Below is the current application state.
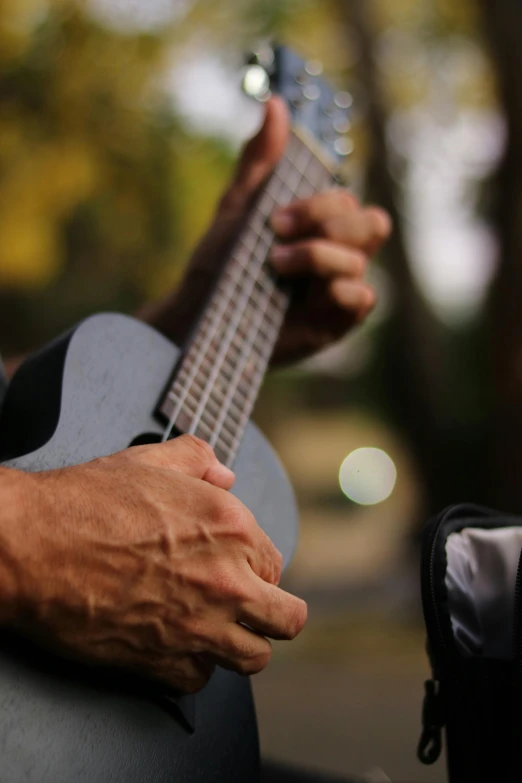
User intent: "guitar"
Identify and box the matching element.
[0,45,353,783]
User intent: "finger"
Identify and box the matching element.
[241,519,283,586]
[271,191,391,249]
[220,96,290,215]
[74,635,214,695]
[238,580,307,641]
[134,435,235,490]
[150,653,216,694]
[329,279,376,318]
[206,624,273,676]
[270,239,367,279]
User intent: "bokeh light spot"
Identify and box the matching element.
[339,448,397,506]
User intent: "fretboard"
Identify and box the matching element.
[160,131,334,466]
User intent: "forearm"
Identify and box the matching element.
[0,467,34,623]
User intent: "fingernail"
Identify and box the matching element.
[271,209,296,236]
[270,244,293,269]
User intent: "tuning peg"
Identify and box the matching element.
[303,84,321,101]
[305,60,323,77]
[294,69,310,86]
[333,117,352,134]
[334,137,354,157]
[334,91,353,109]
[324,91,354,117]
[290,96,305,110]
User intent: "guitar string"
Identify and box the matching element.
[173,133,309,387]
[164,139,320,451]
[166,132,319,423]
[164,147,333,460]
[182,139,318,447]
[176,136,326,437]
[163,172,331,462]
[206,158,335,465]
[162,136,333,450]
[191,152,334,466]
[160,137,306,443]
[163,148,303,442]
[162,142,332,455]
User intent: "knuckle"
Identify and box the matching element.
[182,618,210,650]
[212,565,247,602]
[323,215,342,238]
[339,189,358,210]
[220,500,254,540]
[305,241,324,271]
[180,434,215,461]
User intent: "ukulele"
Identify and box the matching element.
[0,44,353,783]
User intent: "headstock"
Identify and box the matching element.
[242,42,354,169]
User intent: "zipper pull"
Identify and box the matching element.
[417,679,444,765]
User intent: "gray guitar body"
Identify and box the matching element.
[0,313,299,783]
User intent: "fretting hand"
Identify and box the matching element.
[143,96,392,364]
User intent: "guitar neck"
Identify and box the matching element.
[159,130,334,466]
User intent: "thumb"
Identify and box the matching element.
[221,96,290,215]
[148,435,236,490]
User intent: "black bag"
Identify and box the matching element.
[417,504,522,782]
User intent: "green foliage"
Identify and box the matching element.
[0,0,237,351]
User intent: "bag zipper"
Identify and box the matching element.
[510,547,522,783]
[417,510,448,765]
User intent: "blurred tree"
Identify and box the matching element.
[336,0,450,518]
[475,0,522,513]
[0,0,235,353]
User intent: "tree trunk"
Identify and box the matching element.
[477,0,522,512]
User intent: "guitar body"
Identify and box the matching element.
[0,313,299,783]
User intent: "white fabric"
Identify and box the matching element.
[445,527,522,659]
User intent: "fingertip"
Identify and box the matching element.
[265,94,291,125]
[206,464,236,490]
[364,285,376,310]
[221,466,236,489]
[369,207,393,239]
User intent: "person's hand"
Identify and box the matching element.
[0,435,306,693]
[142,96,392,365]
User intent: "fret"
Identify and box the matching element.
[234,232,271,267]
[167,388,245,426]
[208,286,281,449]
[160,131,334,458]
[164,393,238,446]
[191,416,236,448]
[184,310,272,367]
[175,336,268,398]
[211,307,287,462]
[215,357,277,467]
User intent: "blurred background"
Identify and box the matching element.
[2,0,522,780]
